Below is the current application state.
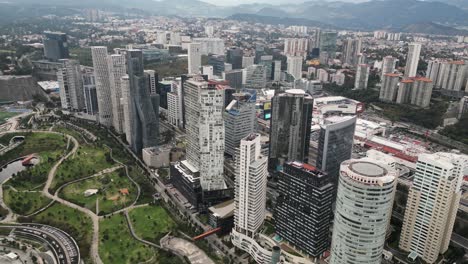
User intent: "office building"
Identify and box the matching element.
[381,56,397,79]
[202,65,214,80]
[242,56,255,69]
[330,158,398,264]
[43,31,69,61]
[144,69,157,95]
[269,89,313,170]
[224,93,256,157]
[223,70,243,89]
[125,49,159,154]
[188,43,201,74]
[192,38,224,55]
[208,54,226,76]
[354,64,370,89]
[259,55,273,81]
[273,60,281,82]
[231,134,270,263]
[57,59,85,111]
[91,46,113,127]
[284,38,309,58]
[379,73,400,102]
[227,47,243,70]
[342,38,362,66]
[316,116,356,183]
[244,65,266,89]
[319,31,338,59]
[108,54,127,134]
[275,161,334,257]
[410,77,433,108]
[171,78,230,209]
[287,56,303,80]
[404,43,422,78]
[399,152,468,263]
[82,67,98,115]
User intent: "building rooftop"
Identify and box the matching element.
[208,199,235,219]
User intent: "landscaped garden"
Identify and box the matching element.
[129,205,176,243]
[3,189,50,215]
[60,169,138,215]
[0,111,18,125]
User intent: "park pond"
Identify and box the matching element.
[0,158,39,183]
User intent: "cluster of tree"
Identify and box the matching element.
[376,101,448,129]
[439,114,468,145]
[323,83,380,104]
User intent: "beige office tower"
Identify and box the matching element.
[399,152,468,263]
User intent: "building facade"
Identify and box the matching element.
[286,56,303,80]
[399,152,468,263]
[91,46,113,127]
[188,43,202,74]
[404,43,422,78]
[108,54,127,134]
[330,158,398,264]
[43,31,70,61]
[57,59,85,111]
[354,64,370,89]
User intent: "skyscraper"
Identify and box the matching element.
[410,77,433,108]
[379,73,400,102]
[91,46,113,127]
[208,54,226,76]
[192,38,224,56]
[319,31,338,59]
[171,78,229,209]
[404,43,422,78]
[188,43,201,74]
[330,158,398,264]
[316,116,356,182]
[354,64,370,89]
[82,66,99,115]
[57,59,85,111]
[381,56,397,80]
[342,38,362,66]
[223,70,243,89]
[284,38,309,58]
[440,61,467,92]
[286,56,303,80]
[224,93,256,157]
[144,69,157,95]
[275,161,334,258]
[244,64,266,89]
[43,31,70,61]
[231,133,270,263]
[399,152,468,263]
[396,79,414,104]
[227,47,243,70]
[108,54,127,134]
[126,49,159,153]
[242,56,255,69]
[269,89,313,170]
[273,60,281,82]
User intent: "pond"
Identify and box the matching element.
[0,157,39,184]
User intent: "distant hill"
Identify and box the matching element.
[227,13,336,29]
[400,22,468,36]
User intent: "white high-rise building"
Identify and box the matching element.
[188,43,201,74]
[91,46,113,127]
[381,56,397,80]
[144,70,157,95]
[273,60,281,81]
[185,78,225,191]
[354,64,370,89]
[330,158,398,264]
[342,38,362,66]
[379,73,400,102]
[108,54,126,134]
[57,59,85,111]
[404,43,422,78]
[440,61,467,92]
[399,152,468,263]
[287,56,303,80]
[231,133,271,264]
[317,68,329,83]
[202,65,214,80]
[192,38,224,55]
[205,25,214,37]
[121,75,132,144]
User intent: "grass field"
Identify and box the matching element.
[129,205,176,243]
[99,213,155,264]
[0,111,18,125]
[51,145,115,192]
[60,169,137,215]
[27,203,93,260]
[3,189,51,215]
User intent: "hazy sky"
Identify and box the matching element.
[200,0,367,6]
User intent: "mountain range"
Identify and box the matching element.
[1,0,468,34]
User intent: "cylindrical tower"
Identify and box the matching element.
[330,158,397,264]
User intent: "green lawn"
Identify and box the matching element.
[26,203,93,260]
[51,145,115,192]
[3,188,51,215]
[53,125,88,145]
[60,169,137,215]
[129,205,176,243]
[0,111,18,125]
[99,213,155,264]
